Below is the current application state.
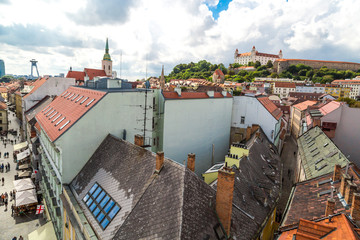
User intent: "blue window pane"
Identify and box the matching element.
[93,207,101,216]
[86,198,93,207]
[101,218,110,229]
[89,183,98,194]
[100,195,110,208]
[93,188,102,199]
[96,191,106,203]
[108,205,120,219]
[89,202,97,212]
[83,194,90,202]
[104,200,115,213]
[97,212,105,222]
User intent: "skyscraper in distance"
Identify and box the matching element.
[0,60,5,77]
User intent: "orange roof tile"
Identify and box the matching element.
[293,100,317,111]
[275,82,296,88]
[23,77,48,99]
[279,214,359,240]
[35,86,106,142]
[319,101,342,115]
[276,59,360,65]
[84,68,107,80]
[0,87,7,93]
[257,96,283,120]
[332,79,360,85]
[213,69,224,76]
[162,91,231,99]
[66,70,86,81]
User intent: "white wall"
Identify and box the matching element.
[55,90,154,183]
[232,96,278,144]
[162,97,232,175]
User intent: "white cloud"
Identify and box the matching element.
[1,0,360,80]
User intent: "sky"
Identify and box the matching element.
[0,0,360,80]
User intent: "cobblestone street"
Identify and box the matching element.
[0,109,43,240]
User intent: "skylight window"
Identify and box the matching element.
[49,112,58,120]
[67,93,75,99]
[59,120,70,131]
[46,109,55,117]
[83,183,121,230]
[85,99,95,107]
[44,107,53,115]
[71,94,79,101]
[42,106,50,112]
[64,92,71,98]
[75,96,83,103]
[55,117,66,126]
[61,91,68,97]
[51,114,62,123]
[80,97,89,105]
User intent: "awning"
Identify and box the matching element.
[28,222,57,240]
[13,178,35,191]
[15,188,37,206]
[18,170,32,178]
[14,141,28,151]
[17,148,31,160]
[19,163,31,170]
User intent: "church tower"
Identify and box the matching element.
[160,65,165,90]
[102,38,112,77]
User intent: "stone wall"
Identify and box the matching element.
[274,59,360,73]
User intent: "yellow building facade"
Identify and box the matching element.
[0,102,8,132]
[15,92,22,121]
[325,85,350,98]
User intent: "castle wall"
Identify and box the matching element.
[274,59,360,73]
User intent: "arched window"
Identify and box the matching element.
[108,65,110,70]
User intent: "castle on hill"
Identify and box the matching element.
[234,46,283,66]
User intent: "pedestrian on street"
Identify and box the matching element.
[1,193,4,204]
[11,204,14,216]
[15,139,16,144]
[12,236,16,240]
[2,177,4,185]
[19,236,23,240]
[7,162,10,171]
[5,164,7,172]
[10,191,12,201]
[5,197,8,210]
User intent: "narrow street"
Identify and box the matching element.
[278,135,298,220]
[0,108,43,240]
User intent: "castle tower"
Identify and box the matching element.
[160,65,165,90]
[102,38,112,77]
[279,49,283,59]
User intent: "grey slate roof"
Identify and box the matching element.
[70,134,227,240]
[212,129,282,240]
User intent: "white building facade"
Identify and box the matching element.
[234,46,283,66]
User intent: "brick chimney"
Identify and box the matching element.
[155,151,164,173]
[351,193,360,220]
[134,134,144,147]
[340,173,351,197]
[325,198,335,216]
[187,153,195,172]
[216,166,235,236]
[345,181,357,205]
[332,164,342,182]
[246,126,252,141]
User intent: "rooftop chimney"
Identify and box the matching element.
[155,151,164,173]
[246,126,252,141]
[340,173,351,197]
[216,166,235,236]
[325,197,335,216]
[187,153,195,172]
[345,180,357,205]
[134,134,144,147]
[351,193,360,220]
[333,164,342,182]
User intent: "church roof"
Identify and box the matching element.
[84,68,107,80]
[66,70,86,81]
[103,38,111,61]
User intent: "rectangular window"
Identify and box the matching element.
[240,116,245,124]
[83,183,121,230]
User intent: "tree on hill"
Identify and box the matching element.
[266,60,273,68]
[337,97,360,108]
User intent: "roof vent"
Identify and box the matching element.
[42,106,51,112]
[85,99,95,107]
[61,91,68,97]
[55,117,66,126]
[80,97,89,105]
[64,92,71,98]
[67,93,75,100]
[49,111,58,120]
[71,94,79,101]
[75,96,83,103]
[51,114,62,123]
[59,120,70,131]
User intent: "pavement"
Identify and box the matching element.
[0,109,43,240]
[277,135,298,221]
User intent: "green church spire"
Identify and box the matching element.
[103,38,112,61]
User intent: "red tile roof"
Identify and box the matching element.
[293,100,317,111]
[257,97,283,120]
[66,70,86,81]
[319,101,342,115]
[0,87,7,93]
[84,68,107,80]
[274,82,296,88]
[162,91,232,99]
[279,214,359,240]
[36,86,106,142]
[213,69,224,76]
[23,77,48,99]
[332,79,360,85]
